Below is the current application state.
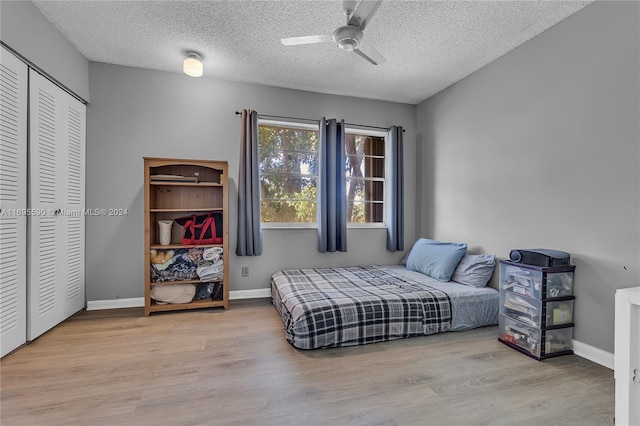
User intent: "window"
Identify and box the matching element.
[258,121,386,226]
[345,131,386,224]
[258,121,319,224]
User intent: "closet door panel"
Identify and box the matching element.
[61,96,86,318]
[28,70,85,339]
[0,47,27,357]
[28,70,63,340]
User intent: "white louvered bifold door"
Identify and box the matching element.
[28,70,85,340]
[0,47,28,357]
[29,70,63,339]
[60,91,85,319]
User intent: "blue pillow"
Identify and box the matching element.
[406,238,467,281]
[451,254,496,287]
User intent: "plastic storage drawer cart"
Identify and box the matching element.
[498,260,576,360]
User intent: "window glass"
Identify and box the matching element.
[259,123,318,224]
[345,133,385,224]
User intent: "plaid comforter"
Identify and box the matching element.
[271,265,452,349]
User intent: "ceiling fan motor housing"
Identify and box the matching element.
[332,25,363,51]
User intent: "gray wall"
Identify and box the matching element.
[86,62,416,301]
[416,1,639,354]
[0,0,89,101]
[9,0,635,356]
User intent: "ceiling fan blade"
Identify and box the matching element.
[281,34,332,46]
[354,42,386,65]
[347,0,382,30]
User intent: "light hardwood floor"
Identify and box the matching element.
[1,298,614,426]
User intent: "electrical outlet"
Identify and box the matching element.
[241,266,249,277]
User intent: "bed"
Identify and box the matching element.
[271,263,499,350]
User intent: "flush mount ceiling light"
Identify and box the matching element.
[183,52,203,77]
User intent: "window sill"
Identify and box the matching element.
[262,223,317,230]
[261,223,387,230]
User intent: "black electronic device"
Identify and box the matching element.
[509,248,570,267]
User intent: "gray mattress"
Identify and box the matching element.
[382,265,499,331]
[271,264,499,349]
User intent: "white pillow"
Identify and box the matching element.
[451,254,496,288]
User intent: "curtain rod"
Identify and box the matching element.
[234,111,404,132]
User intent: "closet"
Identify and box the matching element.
[0,46,86,357]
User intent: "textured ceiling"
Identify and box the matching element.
[31,0,593,105]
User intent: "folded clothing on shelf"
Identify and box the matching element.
[203,247,223,262]
[150,248,203,283]
[197,259,223,282]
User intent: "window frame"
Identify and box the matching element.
[344,126,388,229]
[257,120,388,229]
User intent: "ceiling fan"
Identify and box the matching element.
[280,0,386,65]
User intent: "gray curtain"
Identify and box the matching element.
[386,126,404,251]
[317,118,347,252]
[236,109,263,256]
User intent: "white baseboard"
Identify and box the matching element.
[229,288,271,300]
[87,297,145,310]
[86,288,272,311]
[572,339,614,370]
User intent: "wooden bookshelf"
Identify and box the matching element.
[143,157,229,316]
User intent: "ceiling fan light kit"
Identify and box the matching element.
[280,0,386,65]
[333,26,363,51]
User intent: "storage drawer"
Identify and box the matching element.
[501,291,542,327]
[499,314,541,358]
[545,327,573,354]
[546,272,574,297]
[500,261,574,299]
[545,300,574,326]
[501,263,542,298]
